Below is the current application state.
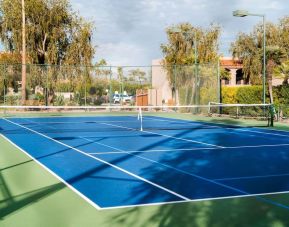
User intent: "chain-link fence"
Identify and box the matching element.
[0,63,220,107]
[172,63,220,106]
[0,64,153,106]
[275,105,289,121]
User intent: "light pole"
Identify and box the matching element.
[21,0,26,105]
[170,28,198,105]
[233,10,266,105]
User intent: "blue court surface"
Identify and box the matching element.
[1,115,289,209]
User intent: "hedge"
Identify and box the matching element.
[222,85,289,118]
[222,85,289,105]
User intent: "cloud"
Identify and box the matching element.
[70,0,289,65]
[95,42,147,66]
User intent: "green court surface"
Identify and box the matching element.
[1,117,289,227]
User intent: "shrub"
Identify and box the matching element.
[221,86,238,104]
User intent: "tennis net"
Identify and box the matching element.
[0,103,274,132]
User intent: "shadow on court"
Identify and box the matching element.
[108,195,289,227]
[0,180,65,219]
[106,146,289,227]
[105,125,289,227]
[2,116,289,226]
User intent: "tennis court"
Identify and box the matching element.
[2,104,289,217]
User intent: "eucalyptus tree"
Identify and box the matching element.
[0,0,95,65]
[161,23,221,104]
[265,46,286,103]
[231,18,289,103]
[0,0,95,103]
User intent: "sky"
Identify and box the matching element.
[70,1,288,66]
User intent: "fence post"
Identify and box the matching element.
[45,65,49,106]
[278,105,280,122]
[3,64,6,105]
[84,66,87,107]
[109,66,112,106]
[217,60,221,114]
[173,65,177,104]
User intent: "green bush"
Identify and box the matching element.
[236,86,265,104]
[221,85,289,118]
[221,86,238,104]
[273,85,289,105]
[222,86,271,104]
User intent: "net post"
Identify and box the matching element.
[217,59,221,105]
[208,102,211,116]
[138,106,143,131]
[269,104,274,127]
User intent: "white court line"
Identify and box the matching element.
[145,116,289,140]
[226,143,289,149]
[236,128,289,138]
[1,130,258,211]
[81,137,262,200]
[214,172,289,182]
[17,120,136,124]
[88,147,218,155]
[143,116,229,128]
[22,117,289,151]
[0,134,101,211]
[3,119,289,210]
[87,143,289,155]
[2,118,190,202]
[81,135,289,211]
[101,122,224,149]
[82,136,289,185]
[101,189,289,210]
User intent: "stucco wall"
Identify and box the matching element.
[151,59,173,105]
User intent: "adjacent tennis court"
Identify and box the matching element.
[1,105,289,216]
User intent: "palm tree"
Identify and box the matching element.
[273,60,289,85]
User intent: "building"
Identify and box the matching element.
[220,57,247,86]
[150,57,247,105]
[150,59,173,106]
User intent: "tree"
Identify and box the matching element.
[230,32,262,85]
[128,69,147,84]
[220,68,231,80]
[0,0,95,104]
[161,23,221,105]
[0,0,95,65]
[0,53,22,101]
[161,23,220,66]
[265,46,286,103]
[280,17,289,56]
[231,18,289,103]
[274,60,289,85]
